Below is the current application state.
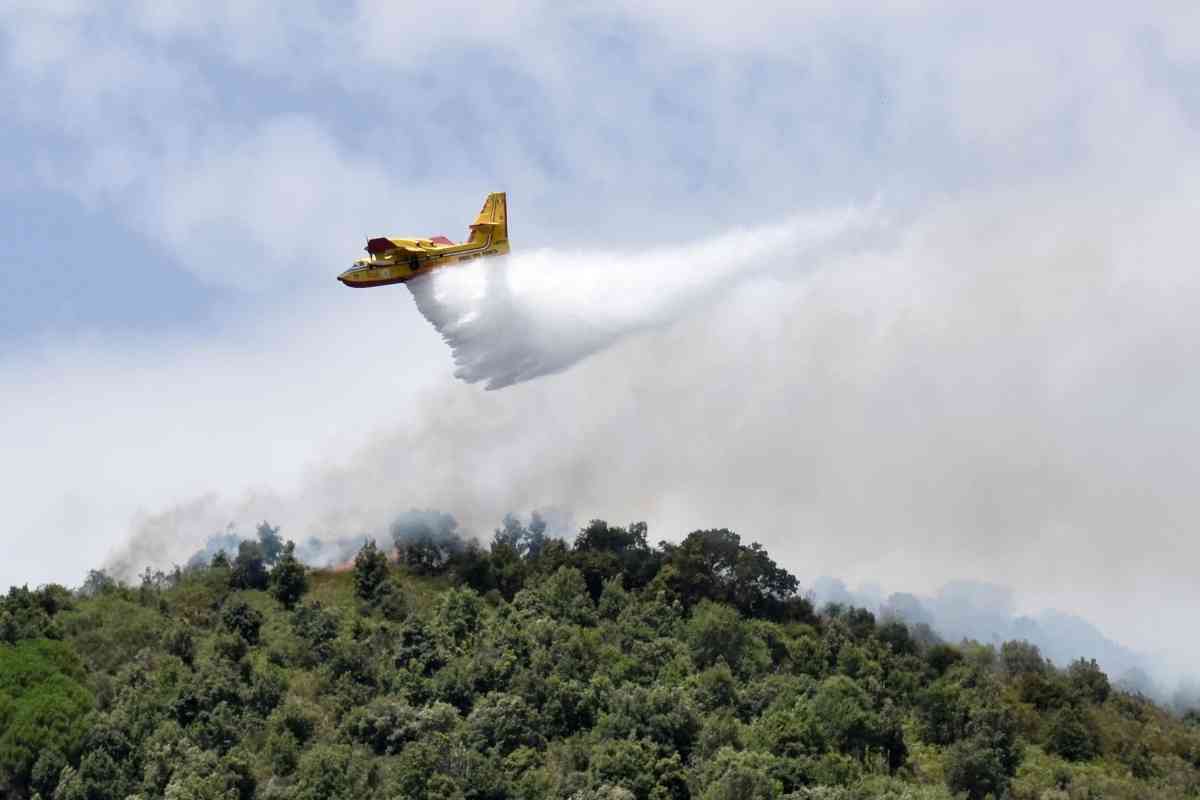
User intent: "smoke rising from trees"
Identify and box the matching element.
[87,172,1200,701]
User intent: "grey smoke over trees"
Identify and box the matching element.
[95,175,1200,704]
[812,576,1198,708]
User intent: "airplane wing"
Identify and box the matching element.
[366,237,396,255]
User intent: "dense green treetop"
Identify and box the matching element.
[1,521,1197,800]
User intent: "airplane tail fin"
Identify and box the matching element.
[468,192,508,245]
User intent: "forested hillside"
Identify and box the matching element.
[2,517,1198,800]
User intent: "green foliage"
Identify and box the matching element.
[876,619,917,657]
[59,595,162,675]
[943,702,1022,799]
[915,678,970,745]
[810,675,892,762]
[924,643,963,678]
[685,600,751,671]
[944,738,1011,800]
[659,529,806,621]
[30,749,66,798]
[352,540,389,603]
[392,510,462,575]
[467,692,543,754]
[1000,640,1048,677]
[1066,657,1111,705]
[230,541,269,591]
[140,740,255,800]
[269,540,308,609]
[291,600,340,664]
[344,699,459,761]
[220,600,263,645]
[434,586,483,645]
[1,585,70,644]
[164,623,196,665]
[695,747,782,800]
[256,522,284,566]
[0,640,93,792]
[595,684,700,757]
[538,566,597,626]
[1016,669,1072,711]
[0,519,1194,800]
[1045,705,1099,762]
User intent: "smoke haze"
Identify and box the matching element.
[78,169,1200,699]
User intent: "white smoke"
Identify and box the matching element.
[407,207,881,389]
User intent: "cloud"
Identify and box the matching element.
[142,116,400,291]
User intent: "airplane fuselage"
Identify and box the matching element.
[339,192,510,288]
[337,237,509,288]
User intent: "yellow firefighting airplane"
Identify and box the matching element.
[338,192,510,288]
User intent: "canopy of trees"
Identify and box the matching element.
[1,518,1197,800]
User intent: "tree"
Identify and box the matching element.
[269,541,308,609]
[915,679,970,745]
[535,567,596,627]
[79,570,117,598]
[1046,705,1099,762]
[257,522,284,566]
[434,587,483,644]
[659,529,799,619]
[944,736,1011,800]
[944,703,1022,799]
[230,541,269,591]
[486,539,528,600]
[466,692,543,754]
[1000,640,1048,677]
[221,599,263,645]
[164,623,195,666]
[526,512,549,559]
[0,640,93,793]
[492,513,527,553]
[292,602,340,663]
[353,540,389,603]
[811,675,880,760]
[1067,658,1111,705]
[30,749,66,798]
[1,586,65,644]
[573,520,661,596]
[925,643,963,677]
[594,685,700,757]
[695,748,781,800]
[392,510,463,575]
[685,601,750,671]
[877,619,918,656]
